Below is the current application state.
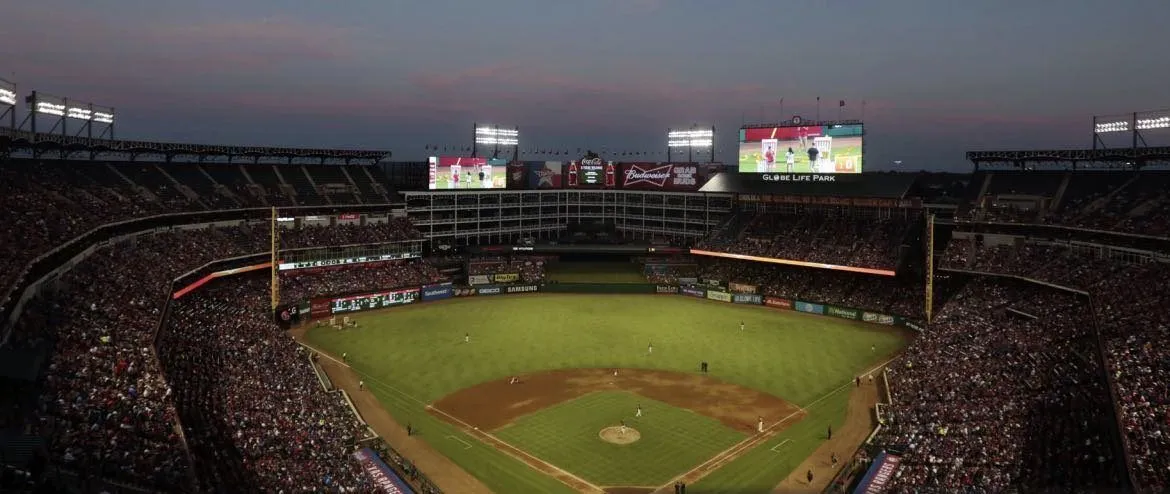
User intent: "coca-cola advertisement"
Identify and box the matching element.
[566,154,615,189]
[619,163,712,191]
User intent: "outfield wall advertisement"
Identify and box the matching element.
[863,311,896,325]
[826,305,860,320]
[853,451,901,494]
[469,273,520,285]
[504,284,539,294]
[706,290,732,302]
[421,282,454,301]
[765,297,794,309]
[794,301,825,315]
[682,286,706,298]
[733,294,763,305]
[656,285,680,294]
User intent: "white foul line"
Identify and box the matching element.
[770,439,792,453]
[658,354,901,490]
[446,435,473,450]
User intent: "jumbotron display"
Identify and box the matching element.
[738,122,864,174]
[428,156,506,189]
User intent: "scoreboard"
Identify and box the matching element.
[330,288,419,314]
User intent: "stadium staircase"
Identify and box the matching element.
[1050,173,1073,210]
[105,163,160,204]
[361,166,392,203]
[234,164,271,207]
[154,164,210,210]
[195,164,247,206]
[299,165,331,205]
[269,166,301,206]
[337,166,367,204]
[1073,173,1140,220]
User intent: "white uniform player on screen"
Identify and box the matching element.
[450,160,461,189]
[814,136,833,173]
[786,148,795,173]
[481,162,493,188]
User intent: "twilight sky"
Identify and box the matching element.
[2,0,1168,171]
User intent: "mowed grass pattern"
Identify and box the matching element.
[306,294,907,493]
[496,392,745,486]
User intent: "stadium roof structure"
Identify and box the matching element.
[699,172,918,198]
[0,128,391,164]
[966,146,1170,170]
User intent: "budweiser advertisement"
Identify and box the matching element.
[620,163,710,191]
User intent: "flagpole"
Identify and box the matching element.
[838,100,843,121]
[779,97,784,122]
[862,100,867,121]
[816,97,821,122]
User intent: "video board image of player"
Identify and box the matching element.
[738,123,863,173]
[427,156,507,189]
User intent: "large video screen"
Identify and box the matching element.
[738,123,863,173]
[428,156,506,189]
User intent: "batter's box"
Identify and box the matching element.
[769,439,792,453]
[446,435,473,450]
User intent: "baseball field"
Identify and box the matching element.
[300,293,907,493]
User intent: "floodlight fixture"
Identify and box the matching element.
[474,125,519,146]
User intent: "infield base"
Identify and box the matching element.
[598,426,640,445]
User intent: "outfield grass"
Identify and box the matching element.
[306,294,906,493]
[545,262,648,283]
[496,392,745,486]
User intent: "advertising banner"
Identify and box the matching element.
[421,282,454,301]
[566,158,616,188]
[507,161,528,189]
[765,297,794,309]
[681,286,707,298]
[619,163,706,191]
[852,452,901,494]
[454,287,477,297]
[904,320,924,332]
[794,301,825,315]
[468,274,491,285]
[505,284,539,294]
[732,294,763,305]
[476,285,502,296]
[862,311,896,325]
[330,288,419,314]
[353,448,415,494]
[678,277,699,284]
[274,303,300,329]
[728,282,758,294]
[707,290,732,302]
[311,299,331,318]
[527,161,563,189]
[826,306,860,320]
[656,285,679,294]
[338,213,360,220]
[492,273,520,284]
[702,278,724,289]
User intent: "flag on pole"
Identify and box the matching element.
[839,100,846,107]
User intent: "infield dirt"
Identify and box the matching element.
[431,368,802,435]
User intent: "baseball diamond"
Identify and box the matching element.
[301,293,908,492]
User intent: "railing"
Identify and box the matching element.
[1088,294,1140,492]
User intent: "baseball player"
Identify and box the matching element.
[757,416,765,433]
[786,147,795,173]
[647,342,653,355]
[358,380,364,390]
[509,376,518,384]
[807,145,820,173]
[620,420,627,435]
[636,405,642,418]
[464,333,470,343]
[740,321,745,332]
[764,144,776,171]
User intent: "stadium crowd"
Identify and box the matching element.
[877,277,1124,492]
[279,259,448,302]
[157,276,371,492]
[940,238,1170,490]
[698,209,915,270]
[697,259,922,318]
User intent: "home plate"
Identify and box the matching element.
[770,439,792,453]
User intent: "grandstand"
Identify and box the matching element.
[1,106,1168,494]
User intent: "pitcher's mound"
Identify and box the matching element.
[599,426,641,445]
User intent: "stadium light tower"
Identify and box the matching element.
[473,123,519,162]
[0,78,16,130]
[1093,109,1170,151]
[667,125,715,163]
[21,90,116,139]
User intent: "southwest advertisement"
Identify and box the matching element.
[738,122,864,174]
[728,282,758,294]
[733,294,763,305]
[421,282,454,301]
[794,301,825,315]
[681,286,706,298]
[353,448,415,494]
[707,290,732,302]
[330,288,419,314]
[619,163,706,191]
